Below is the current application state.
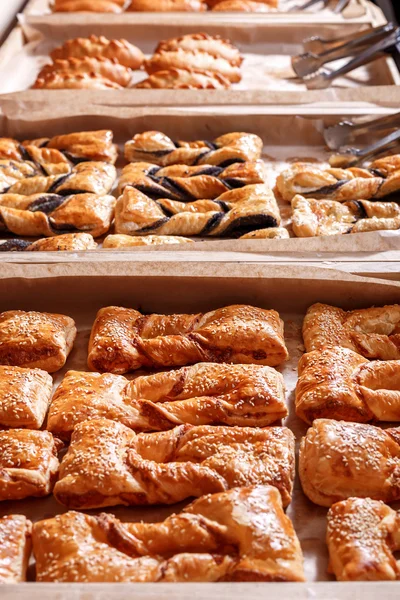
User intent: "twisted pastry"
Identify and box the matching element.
[52,0,125,10]
[0,160,42,194]
[34,129,118,163]
[127,0,207,9]
[0,516,32,583]
[33,72,123,90]
[0,233,97,252]
[303,302,400,360]
[33,486,305,582]
[103,234,193,247]
[212,0,276,9]
[327,498,400,581]
[47,363,287,438]
[36,57,133,87]
[51,35,144,70]
[135,68,230,89]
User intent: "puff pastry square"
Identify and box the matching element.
[299,419,400,507]
[33,485,305,582]
[327,497,400,581]
[0,515,32,583]
[0,365,52,429]
[87,304,288,373]
[303,302,400,360]
[47,363,287,438]
[0,310,76,372]
[0,429,60,501]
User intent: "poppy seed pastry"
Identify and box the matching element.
[0,515,32,583]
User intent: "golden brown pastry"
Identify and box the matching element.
[33,71,123,90]
[34,130,118,164]
[0,310,76,372]
[21,146,71,176]
[54,419,295,508]
[0,138,25,161]
[299,419,400,507]
[0,429,60,501]
[327,497,400,581]
[155,33,243,66]
[28,233,98,251]
[88,304,289,373]
[212,0,275,10]
[303,303,400,360]
[53,0,124,11]
[127,0,207,9]
[103,234,193,247]
[0,160,41,194]
[47,363,287,438]
[207,0,277,5]
[0,515,32,583]
[51,35,144,70]
[135,68,230,89]
[33,485,305,582]
[240,227,289,239]
[125,131,263,166]
[35,57,133,87]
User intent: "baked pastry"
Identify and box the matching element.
[0,138,26,161]
[52,0,125,11]
[103,234,193,247]
[299,419,400,507]
[47,363,287,438]
[291,195,400,237]
[51,35,144,70]
[239,227,289,239]
[296,346,400,424]
[33,485,305,582]
[0,310,76,372]
[0,429,60,501]
[115,184,281,238]
[303,302,400,360]
[127,0,207,9]
[36,57,133,87]
[125,131,263,166]
[87,304,288,373]
[33,72,123,90]
[145,50,241,84]
[208,0,277,6]
[54,419,294,508]
[0,365,52,429]
[0,233,97,252]
[28,130,118,164]
[327,497,400,581]
[212,0,275,10]
[0,515,32,583]
[0,160,41,194]
[135,68,230,89]
[155,34,243,66]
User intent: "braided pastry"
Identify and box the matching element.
[212,0,276,10]
[33,71,123,90]
[135,68,230,89]
[303,302,400,359]
[127,0,207,9]
[0,515,31,583]
[88,304,288,373]
[32,129,118,163]
[33,485,305,582]
[52,0,125,10]
[0,160,42,193]
[47,362,287,438]
[36,57,133,87]
[0,233,97,252]
[125,131,262,166]
[327,498,400,581]
[51,35,144,70]
[103,233,193,247]
[54,419,294,508]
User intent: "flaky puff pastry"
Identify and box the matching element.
[299,419,400,507]
[51,35,144,69]
[88,304,288,373]
[135,68,230,89]
[327,497,400,581]
[303,302,400,360]
[28,233,97,251]
[36,129,118,164]
[127,0,207,9]
[54,419,294,508]
[103,234,193,247]
[0,310,76,373]
[212,0,276,10]
[52,0,125,11]
[47,363,287,438]
[33,485,305,582]
[0,515,32,583]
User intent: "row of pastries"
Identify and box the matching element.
[51,0,278,12]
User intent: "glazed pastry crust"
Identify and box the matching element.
[33,485,305,582]
[53,0,125,11]
[0,515,32,583]
[103,234,193,247]
[87,304,289,373]
[51,35,144,70]
[135,68,230,89]
[27,233,98,251]
[35,57,132,87]
[127,0,207,9]
[155,34,243,66]
[240,227,289,239]
[212,0,275,9]
[33,71,123,90]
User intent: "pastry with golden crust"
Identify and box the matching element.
[303,302,400,360]
[299,419,400,507]
[0,515,32,583]
[51,35,144,70]
[207,0,277,5]
[212,0,275,10]
[33,71,123,90]
[0,429,60,501]
[47,363,287,438]
[35,57,133,87]
[33,485,305,582]
[31,130,118,164]
[0,233,97,252]
[155,33,243,66]
[127,0,207,9]
[0,139,25,161]
[0,310,76,372]
[52,0,125,11]
[327,497,400,581]
[135,68,230,89]
[88,304,288,373]
[145,50,241,84]
[103,234,193,247]
[54,419,294,508]
[240,227,289,239]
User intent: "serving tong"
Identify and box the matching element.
[324,112,400,150]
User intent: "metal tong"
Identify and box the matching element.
[289,0,349,13]
[324,112,400,150]
[329,128,400,168]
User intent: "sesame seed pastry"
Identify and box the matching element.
[50,35,144,70]
[33,486,305,582]
[327,497,400,581]
[103,234,194,248]
[87,304,289,373]
[0,515,32,583]
[299,419,400,507]
[53,419,294,508]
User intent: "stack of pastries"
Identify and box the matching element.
[51,0,278,12]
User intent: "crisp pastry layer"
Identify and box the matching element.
[52,0,125,11]
[291,195,400,237]
[135,68,230,89]
[36,58,132,88]
[33,485,305,582]
[103,234,193,247]
[47,363,287,437]
[51,35,144,70]
[327,497,400,581]
[54,419,294,508]
[127,0,207,9]
[0,429,60,501]
[0,515,32,583]
[0,365,52,429]
[0,310,76,372]
[125,131,263,166]
[303,302,400,360]
[115,184,281,238]
[212,0,276,10]
[296,347,400,424]
[87,304,289,373]
[299,419,400,507]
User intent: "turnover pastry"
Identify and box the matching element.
[299,419,400,507]
[47,363,287,438]
[87,304,288,373]
[51,35,144,70]
[0,310,76,372]
[145,50,241,84]
[327,497,400,581]
[0,515,32,583]
[54,419,294,507]
[103,234,193,247]
[155,33,242,66]
[36,57,133,87]
[0,429,60,501]
[33,485,305,582]
[135,68,230,89]
[303,302,400,360]
[127,0,207,9]
[212,0,276,9]
[52,0,125,10]
[33,71,123,90]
